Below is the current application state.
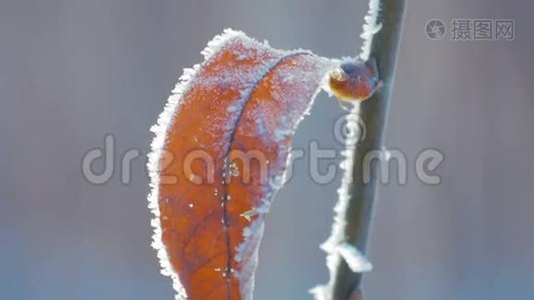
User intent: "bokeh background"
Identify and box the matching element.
[2,0,534,299]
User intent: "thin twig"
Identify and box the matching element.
[319,0,406,299]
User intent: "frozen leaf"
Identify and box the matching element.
[148,29,336,300]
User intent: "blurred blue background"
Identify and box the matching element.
[1,0,534,299]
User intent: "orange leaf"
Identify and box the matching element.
[148,29,335,300]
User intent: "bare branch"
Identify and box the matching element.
[315,0,406,299]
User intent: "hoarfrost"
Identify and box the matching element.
[359,0,382,61]
[148,27,337,300]
[312,4,382,297]
[147,29,248,300]
[336,242,373,273]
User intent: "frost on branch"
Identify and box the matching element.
[336,242,373,273]
[359,0,382,61]
[312,1,383,299]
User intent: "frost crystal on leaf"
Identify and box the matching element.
[148,29,247,300]
[149,28,336,300]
